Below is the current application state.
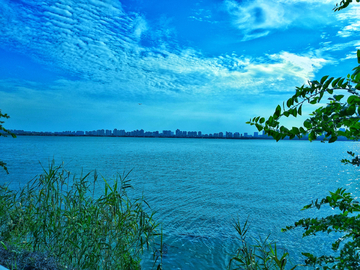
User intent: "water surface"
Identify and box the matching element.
[1,136,359,269]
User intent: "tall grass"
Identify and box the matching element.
[228,218,297,270]
[0,162,161,269]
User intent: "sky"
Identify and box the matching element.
[1,0,360,134]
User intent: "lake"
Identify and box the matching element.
[1,136,359,269]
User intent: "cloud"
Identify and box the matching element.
[336,4,360,37]
[222,0,334,41]
[188,8,218,24]
[0,0,331,101]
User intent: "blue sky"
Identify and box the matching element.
[1,0,360,134]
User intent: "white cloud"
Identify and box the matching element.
[0,0,331,100]
[336,4,360,37]
[222,0,334,41]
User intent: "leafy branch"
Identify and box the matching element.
[281,188,360,269]
[247,51,360,143]
[245,2,360,268]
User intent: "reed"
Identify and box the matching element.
[0,162,161,269]
[228,218,297,270]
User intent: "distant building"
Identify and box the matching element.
[234,132,240,138]
[219,132,223,138]
[163,130,172,136]
[254,132,258,137]
[188,131,197,137]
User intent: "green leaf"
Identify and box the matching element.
[348,95,356,104]
[329,136,337,143]
[291,127,300,134]
[286,98,293,108]
[290,108,297,117]
[355,72,360,83]
[320,75,329,84]
[334,95,344,101]
[322,77,334,89]
[331,77,341,87]
[357,49,360,64]
[255,123,263,131]
[298,105,302,115]
[304,120,312,129]
[309,130,316,141]
[274,105,281,118]
[347,105,356,115]
[259,117,265,124]
[337,78,345,87]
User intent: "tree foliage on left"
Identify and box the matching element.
[0,110,16,174]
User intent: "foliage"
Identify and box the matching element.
[282,188,360,269]
[0,110,16,174]
[0,162,162,269]
[246,1,360,268]
[247,51,360,144]
[228,218,297,270]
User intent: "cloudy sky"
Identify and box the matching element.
[1,0,359,134]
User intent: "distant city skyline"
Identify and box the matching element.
[8,128,265,139]
[7,127,350,141]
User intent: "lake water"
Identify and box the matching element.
[1,136,360,269]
